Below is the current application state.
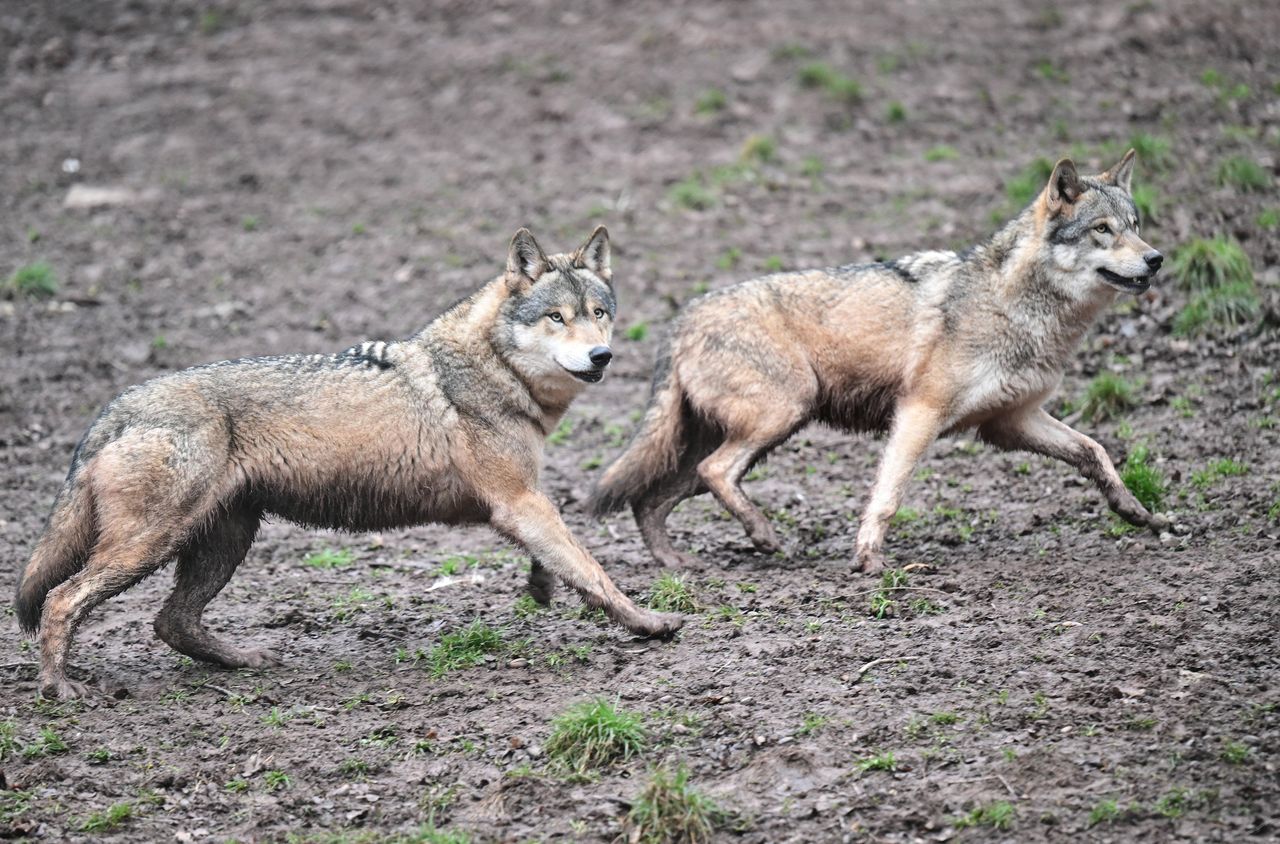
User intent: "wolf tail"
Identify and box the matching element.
[588,351,688,516]
[15,471,96,634]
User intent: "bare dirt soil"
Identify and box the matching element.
[2,1,1278,841]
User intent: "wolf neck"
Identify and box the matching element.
[978,207,1114,345]
[421,278,577,433]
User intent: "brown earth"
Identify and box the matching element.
[1,1,1278,841]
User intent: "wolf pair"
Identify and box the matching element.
[16,151,1167,698]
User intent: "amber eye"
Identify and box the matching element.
[548,312,564,323]
[593,308,606,319]
[1094,223,1111,235]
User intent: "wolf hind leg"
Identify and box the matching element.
[153,506,273,669]
[38,529,180,700]
[634,463,705,568]
[696,403,801,555]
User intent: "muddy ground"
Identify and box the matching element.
[2,1,1278,841]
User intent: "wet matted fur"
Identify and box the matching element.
[16,226,682,699]
[591,151,1173,571]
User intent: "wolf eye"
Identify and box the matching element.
[1094,223,1111,235]
[548,312,564,323]
[593,308,606,319]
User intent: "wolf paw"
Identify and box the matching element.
[38,676,90,701]
[629,610,684,640]
[855,549,887,575]
[231,648,284,669]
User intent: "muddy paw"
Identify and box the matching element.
[748,527,783,555]
[1146,512,1173,534]
[233,648,284,669]
[630,611,684,640]
[38,676,90,701]
[855,549,887,575]
[527,576,556,605]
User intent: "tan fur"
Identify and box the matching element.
[17,226,680,700]
[590,152,1171,572]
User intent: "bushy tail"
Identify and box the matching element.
[588,355,688,516]
[15,475,95,633]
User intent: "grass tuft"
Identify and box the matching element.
[304,547,354,569]
[546,698,645,775]
[797,62,863,104]
[81,802,133,832]
[694,88,727,115]
[1173,281,1260,336]
[1216,155,1271,192]
[425,621,504,678]
[6,261,58,299]
[648,573,700,613]
[1120,444,1166,511]
[1170,236,1252,291]
[1080,372,1137,422]
[954,801,1015,830]
[622,764,723,844]
[1005,157,1055,208]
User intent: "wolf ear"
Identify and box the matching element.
[572,225,611,283]
[1100,148,1136,193]
[506,228,548,291]
[1045,158,1084,215]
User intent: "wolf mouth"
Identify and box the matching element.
[565,367,605,383]
[1097,267,1152,293]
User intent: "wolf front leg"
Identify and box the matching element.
[979,408,1169,532]
[855,399,946,574]
[489,491,683,638]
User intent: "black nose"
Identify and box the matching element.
[1144,250,1163,271]
[588,346,612,367]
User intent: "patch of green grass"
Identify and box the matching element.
[242,215,259,232]
[1035,59,1068,83]
[797,712,828,736]
[425,621,504,678]
[1218,737,1249,768]
[80,802,132,832]
[856,750,897,773]
[954,801,1015,830]
[1174,281,1260,336]
[0,720,17,761]
[547,417,574,445]
[930,711,959,726]
[263,770,291,791]
[6,261,58,299]
[1004,157,1055,209]
[694,88,727,115]
[1170,236,1253,291]
[1087,798,1122,827]
[622,764,722,844]
[800,155,824,178]
[304,547,354,569]
[1127,132,1173,171]
[648,572,699,613]
[1154,787,1191,818]
[925,145,959,162]
[716,246,742,270]
[626,322,649,342]
[1258,208,1280,230]
[21,727,68,758]
[1190,458,1249,490]
[885,100,906,123]
[669,176,717,211]
[1120,444,1166,511]
[761,255,784,272]
[1080,372,1137,422]
[224,778,250,793]
[1131,183,1160,223]
[797,62,863,104]
[546,698,645,775]
[86,748,111,764]
[1217,155,1271,192]
[741,134,776,164]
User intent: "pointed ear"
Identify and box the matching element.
[572,225,611,283]
[1101,148,1136,193]
[1045,158,1084,215]
[506,228,547,291]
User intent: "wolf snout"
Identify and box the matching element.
[589,346,613,367]
[1143,250,1163,272]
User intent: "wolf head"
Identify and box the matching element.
[497,226,617,391]
[1040,149,1162,297]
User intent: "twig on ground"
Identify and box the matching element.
[852,655,921,682]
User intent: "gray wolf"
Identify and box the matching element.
[16,226,682,699]
[590,151,1170,572]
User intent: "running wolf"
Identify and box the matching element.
[16,226,682,699]
[590,151,1170,572]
